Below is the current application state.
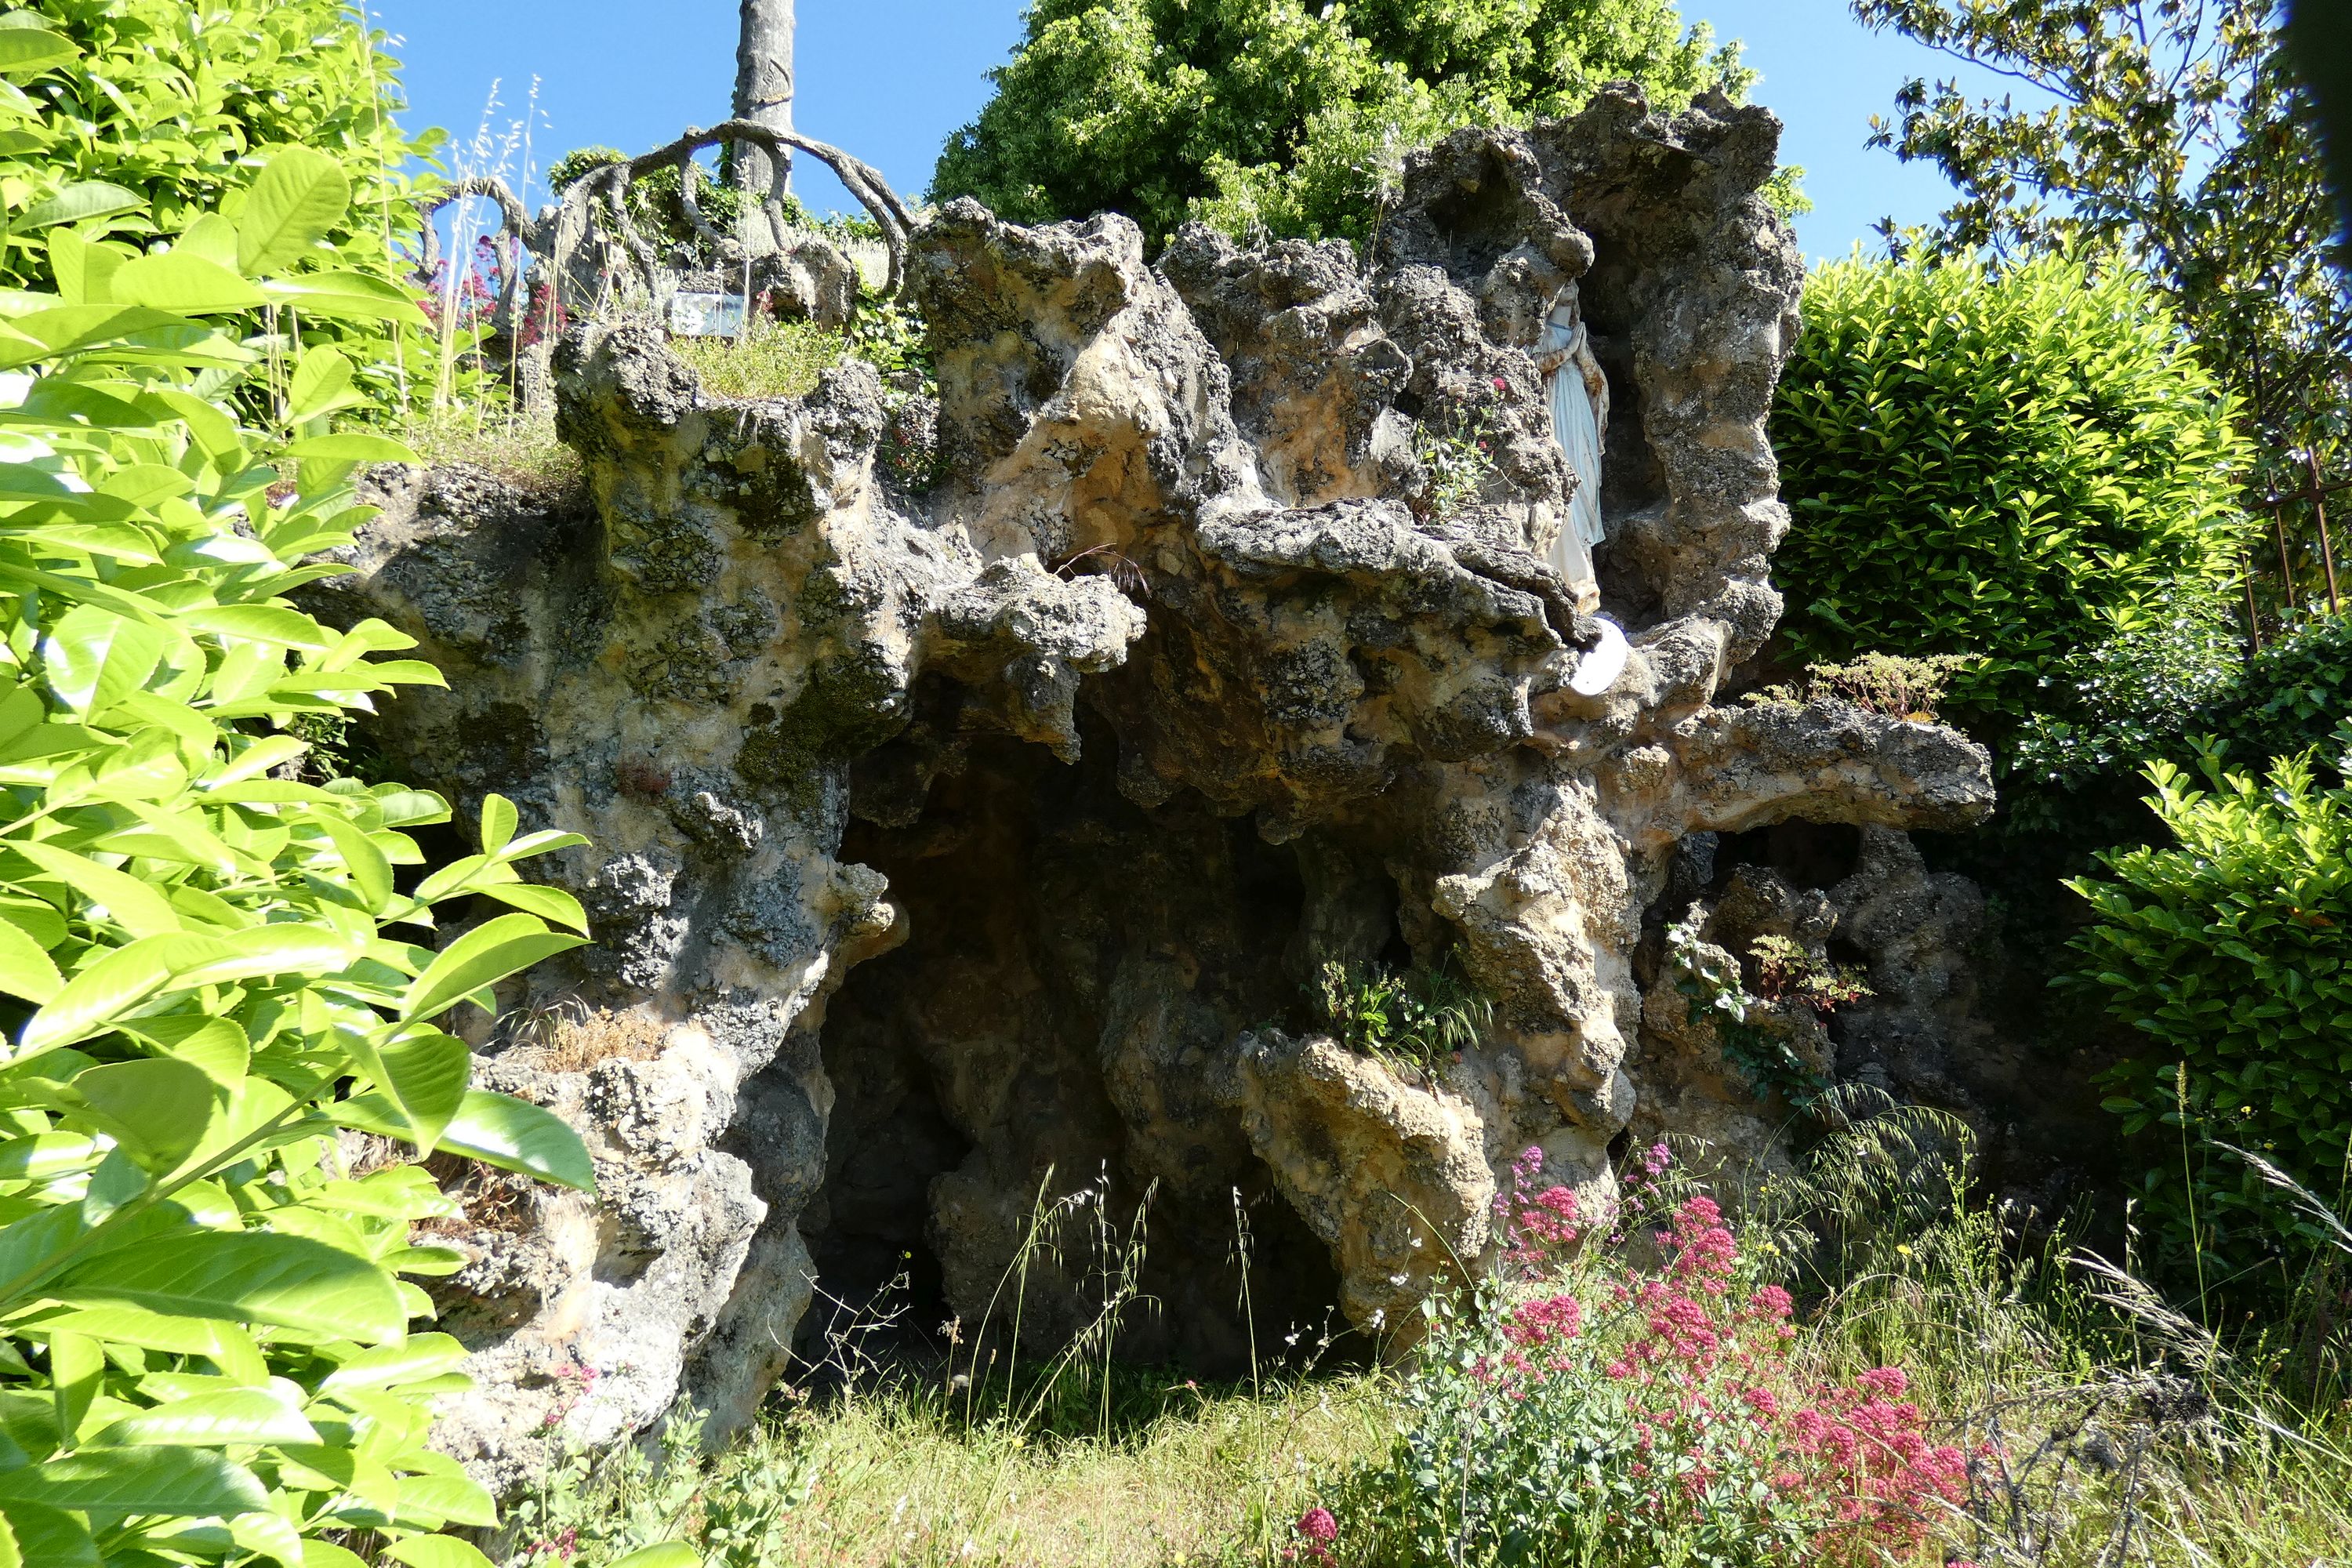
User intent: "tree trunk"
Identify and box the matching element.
[733,0,794,198]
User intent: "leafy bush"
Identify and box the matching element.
[1312,960,1493,1072]
[1740,652,1975,722]
[0,150,604,1566]
[2067,741,2352,1287]
[929,0,1765,248]
[2006,605,2352,848]
[0,1,437,412]
[1323,1146,1966,1566]
[1772,253,2251,745]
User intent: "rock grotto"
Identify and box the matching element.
[310,85,1997,1492]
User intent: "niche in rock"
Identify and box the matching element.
[802,695,1352,1373]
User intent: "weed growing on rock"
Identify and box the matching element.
[1313,960,1494,1072]
[1743,652,1979,722]
[671,315,848,401]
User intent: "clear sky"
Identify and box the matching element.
[378,0,2009,264]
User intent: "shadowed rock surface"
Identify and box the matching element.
[312,85,1992,1492]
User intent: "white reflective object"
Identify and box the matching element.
[1570,615,1630,698]
[669,290,748,338]
[1543,300,1609,570]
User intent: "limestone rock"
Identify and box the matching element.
[313,87,1994,1492]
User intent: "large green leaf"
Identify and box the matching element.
[0,25,79,77]
[30,1303,267,1381]
[280,432,416,466]
[11,931,187,1058]
[72,1058,218,1173]
[372,1031,471,1155]
[112,252,268,314]
[9,180,140,233]
[56,1229,407,1345]
[608,1547,702,1568]
[381,1537,496,1568]
[608,1548,702,1568]
[0,1501,96,1568]
[316,1332,468,1393]
[0,920,61,1006]
[7,840,182,939]
[401,913,583,1024]
[258,270,430,326]
[285,347,365,425]
[39,603,167,718]
[0,1446,267,1518]
[390,1471,497,1528]
[235,149,351,275]
[176,604,332,649]
[89,1389,318,1448]
[437,1090,596,1193]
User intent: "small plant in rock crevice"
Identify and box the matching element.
[1312,959,1495,1073]
[1664,914,1871,1109]
[1410,406,1502,521]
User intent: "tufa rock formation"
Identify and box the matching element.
[314,86,1993,1492]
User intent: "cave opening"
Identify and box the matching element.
[798,693,1359,1377]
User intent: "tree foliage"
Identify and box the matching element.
[2068,741,2352,1289]
[0,114,601,1567]
[0,0,441,416]
[930,0,1763,247]
[1771,252,2251,744]
[1853,0,2349,495]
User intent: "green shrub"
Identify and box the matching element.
[1772,253,2252,745]
[0,144,606,1565]
[2006,605,2352,848]
[1311,960,1491,1072]
[0,2,437,415]
[2067,741,2352,1289]
[929,0,1764,248]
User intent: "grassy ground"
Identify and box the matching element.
[499,1370,1388,1568]
[486,1109,2352,1568]
[398,320,848,492]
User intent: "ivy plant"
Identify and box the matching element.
[0,143,615,1566]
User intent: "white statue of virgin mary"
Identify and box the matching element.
[1537,292,1610,611]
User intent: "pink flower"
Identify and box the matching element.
[1295,1507,1338,1543]
[1859,1365,1909,1399]
[1493,376,1508,390]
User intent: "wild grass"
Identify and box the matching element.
[501,1373,1388,1568]
[670,319,847,401]
[488,1099,2352,1568]
[401,406,580,495]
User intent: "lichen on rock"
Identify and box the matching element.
[312,84,1991,1489]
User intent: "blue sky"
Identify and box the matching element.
[379,0,2005,263]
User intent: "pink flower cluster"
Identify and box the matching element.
[1289,1505,1339,1565]
[1301,1148,1969,1564]
[1595,1192,1966,1562]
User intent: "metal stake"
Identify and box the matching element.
[2242,550,2263,659]
[2311,448,2341,615]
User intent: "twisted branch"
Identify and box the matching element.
[414,176,531,335]
[405,122,913,346]
[560,119,911,300]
